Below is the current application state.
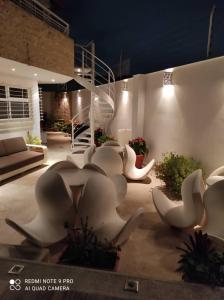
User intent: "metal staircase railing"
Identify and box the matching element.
[10,0,69,35]
[72,42,115,151]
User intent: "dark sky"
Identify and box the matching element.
[52,0,224,78]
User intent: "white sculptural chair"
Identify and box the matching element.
[123,145,155,180]
[152,169,205,229]
[77,175,144,246]
[83,145,96,165]
[203,180,224,241]
[206,166,224,187]
[6,170,74,247]
[103,140,120,147]
[91,146,123,176]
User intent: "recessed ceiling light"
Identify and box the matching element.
[78,89,81,92]
[11,68,15,72]
[51,79,55,82]
[34,73,38,77]
[123,79,128,82]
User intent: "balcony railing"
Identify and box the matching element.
[10,0,69,35]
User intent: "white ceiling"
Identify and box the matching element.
[0,56,73,84]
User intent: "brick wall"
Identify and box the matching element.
[0,0,74,77]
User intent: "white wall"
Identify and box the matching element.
[143,56,224,173]
[70,55,224,173]
[0,73,40,140]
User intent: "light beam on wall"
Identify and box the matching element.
[63,92,68,103]
[122,79,129,104]
[77,90,82,105]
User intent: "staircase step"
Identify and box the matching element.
[73,141,91,146]
[74,67,91,74]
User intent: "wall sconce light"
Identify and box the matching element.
[63,92,68,102]
[163,68,173,86]
[123,79,128,91]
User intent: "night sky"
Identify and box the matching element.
[51,0,224,79]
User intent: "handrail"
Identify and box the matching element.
[10,0,69,35]
[72,105,90,123]
[76,44,115,83]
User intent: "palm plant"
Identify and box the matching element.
[177,231,224,286]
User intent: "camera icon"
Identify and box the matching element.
[9,279,21,291]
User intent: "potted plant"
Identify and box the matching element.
[177,230,224,286]
[59,219,120,272]
[129,137,148,168]
[155,152,203,198]
[94,128,114,147]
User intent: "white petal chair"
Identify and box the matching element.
[84,143,155,180]
[77,175,144,246]
[103,140,120,147]
[206,165,224,187]
[123,145,155,180]
[6,161,128,247]
[203,180,224,241]
[152,169,205,229]
[6,170,74,247]
[83,145,96,165]
[91,146,123,176]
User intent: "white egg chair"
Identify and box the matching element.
[91,146,123,176]
[6,170,74,247]
[206,165,224,187]
[77,176,144,246]
[203,180,224,241]
[83,145,96,165]
[123,145,155,180]
[152,169,205,229]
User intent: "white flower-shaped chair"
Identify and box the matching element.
[152,169,205,229]
[83,144,155,180]
[6,161,128,247]
[206,166,224,187]
[123,145,155,180]
[77,175,144,246]
[203,179,224,241]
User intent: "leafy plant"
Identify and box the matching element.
[26,131,41,145]
[94,128,113,146]
[61,122,72,134]
[155,152,202,198]
[177,231,224,286]
[129,137,148,155]
[60,218,120,271]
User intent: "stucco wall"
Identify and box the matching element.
[0,0,74,77]
[143,56,224,173]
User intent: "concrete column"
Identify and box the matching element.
[131,74,147,137]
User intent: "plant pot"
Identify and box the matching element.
[135,154,144,169]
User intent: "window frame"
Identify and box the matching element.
[0,84,32,121]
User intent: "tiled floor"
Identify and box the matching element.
[0,132,186,282]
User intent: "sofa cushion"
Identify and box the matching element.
[3,137,27,155]
[0,150,44,175]
[0,140,7,157]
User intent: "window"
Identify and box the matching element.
[0,85,31,120]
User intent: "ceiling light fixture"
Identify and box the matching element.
[51,79,55,83]
[34,73,38,77]
[11,68,15,72]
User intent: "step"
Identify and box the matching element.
[77,137,91,142]
[72,141,91,146]
[74,67,91,74]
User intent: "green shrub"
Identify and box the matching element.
[155,152,202,198]
[26,131,41,145]
[177,231,224,286]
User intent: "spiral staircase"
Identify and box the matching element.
[71,42,115,152]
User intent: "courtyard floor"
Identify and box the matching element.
[0,132,188,282]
